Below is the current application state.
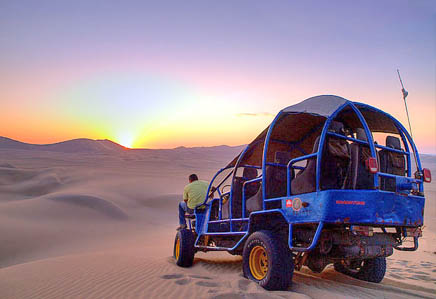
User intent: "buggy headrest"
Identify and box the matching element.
[328,139,350,159]
[275,151,292,165]
[356,128,368,142]
[242,167,258,179]
[386,136,401,150]
[328,121,345,135]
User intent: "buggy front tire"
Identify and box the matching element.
[242,230,294,290]
[334,257,386,283]
[174,229,195,267]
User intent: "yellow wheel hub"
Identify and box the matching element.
[175,237,180,260]
[249,245,268,280]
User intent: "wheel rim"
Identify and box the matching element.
[175,237,180,260]
[249,245,268,280]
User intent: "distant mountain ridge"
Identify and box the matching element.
[0,136,128,153]
[0,136,244,154]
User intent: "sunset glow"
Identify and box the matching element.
[0,1,434,153]
[116,132,135,149]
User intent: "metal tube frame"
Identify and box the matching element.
[194,99,424,252]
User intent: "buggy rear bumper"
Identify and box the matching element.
[281,190,425,227]
[282,190,424,252]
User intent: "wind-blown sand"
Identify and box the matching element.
[0,142,435,298]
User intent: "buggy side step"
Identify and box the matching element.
[288,222,324,252]
[194,232,248,251]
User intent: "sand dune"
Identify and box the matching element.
[0,137,127,153]
[0,136,244,158]
[0,168,62,197]
[0,143,435,298]
[47,193,129,220]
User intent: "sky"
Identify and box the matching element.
[0,0,435,153]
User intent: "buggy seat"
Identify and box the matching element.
[231,167,259,218]
[379,136,406,191]
[349,128,373,189]
[291,137,320,195]
[246,151,291,213]
[320,121,351,190]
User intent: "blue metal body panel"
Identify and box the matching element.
[280,190,424,226]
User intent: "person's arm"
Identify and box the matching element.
[183,186,189,203]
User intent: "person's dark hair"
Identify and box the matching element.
[189,174,198,182]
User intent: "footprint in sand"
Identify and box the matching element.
[412,271,429,275]
[389,268,402,272]
[420,262,433,267]
[210,293,282,299]
[410,274,433,282]
[161,273,198,285]
[389,274,403,280]
[190,275,213,280]
[162,272,221,288]
[175,278,191,285]
[196,281,219,287]
[161,274,184,280]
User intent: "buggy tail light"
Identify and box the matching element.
[365,157,378,174]
[423,168,431,183]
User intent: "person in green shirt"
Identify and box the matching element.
[178,174,209,230]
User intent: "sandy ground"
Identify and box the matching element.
[0,148,435,298]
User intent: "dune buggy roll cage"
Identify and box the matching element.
[194,97,424,252]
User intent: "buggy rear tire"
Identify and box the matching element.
[173,229,195,267]
[334,257,386,283]
[242,230,294,290]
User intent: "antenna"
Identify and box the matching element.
[397,69,413,140]
[397,69,419,172]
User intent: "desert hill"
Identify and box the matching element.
[0,136,245,161]
[0,136,127,153]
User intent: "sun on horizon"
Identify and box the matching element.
[116,132,135,149]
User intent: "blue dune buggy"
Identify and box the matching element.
[173,95,431,290]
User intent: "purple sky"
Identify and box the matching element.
[0,1,435,152]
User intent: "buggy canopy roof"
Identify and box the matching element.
[227,95,405,168]
[282,95,347,117]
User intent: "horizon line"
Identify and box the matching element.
[0,135,246,151]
